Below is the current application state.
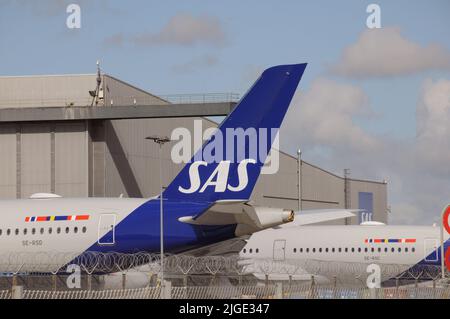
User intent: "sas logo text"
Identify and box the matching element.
[178,159,256,194]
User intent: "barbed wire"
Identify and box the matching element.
[0,252,445,283]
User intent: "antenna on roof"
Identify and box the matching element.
[89,60,102,107]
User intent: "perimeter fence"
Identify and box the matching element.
[0,252,448,299]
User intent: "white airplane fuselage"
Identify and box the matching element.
[0,197,145,253]
[240,224,450,282]
[0,196,254,273]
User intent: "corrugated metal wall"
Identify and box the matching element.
[101,117,217,198]
[0,74,168,109]
[55,123,88,197]
[301,162,345,210]
[103,75,168,107]
[0,75,97,108]
[20,124,52,197]
[0,125,16,198]
[0,122,88,199]
[252,152,299,210]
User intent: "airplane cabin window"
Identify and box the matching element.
[300,248,303,253]
[338,248,342,253]
[57,227,61,234]
[371,247,374,253]
[243,249,246,253]
[398,248,401,252]
[319,248,322,253]
[82,226,87,233]
[7,229,11,236]
[365,248,368,253]
[256,248,259,253]
[385,247,388,252]
[74,227,78,234]
[412,247,416,252]
[48,228,52,234]
[0,229,2,236]
[332,248,335,253]
[306,248,309,253]
[23,229,27,235]
[345,248,348,252]
[325,248,329,253]
[405,247,408,253]
[40,228,44,235]
[249,248,253,253]
[31,228,35,235]
[293,248,297,253]
[378,247,381,253]
[15,229,19,235]
[65,227,69,234]
[351,248,355,252]
[358,248,361,252]
[391,247,395,252]
[312,248,316,253]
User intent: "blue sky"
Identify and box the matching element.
[0,1,449,138]
[1,0,450,223]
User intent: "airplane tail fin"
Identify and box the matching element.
[164,63,307,203]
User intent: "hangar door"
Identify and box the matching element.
[18,122,88,198]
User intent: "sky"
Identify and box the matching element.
[0,0,449,225]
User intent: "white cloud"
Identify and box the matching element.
[171,55,219,73]
[281,77,450,225]
[389,203,430,225]
[416,79,450,173]
[103,33,125,47]
[104,13,226,48]
[331,27,450,77]
[282,78,381,153]
[132,13,226,47]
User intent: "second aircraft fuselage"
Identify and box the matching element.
[241,225,450,268]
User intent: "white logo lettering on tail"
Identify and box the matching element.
[178,159,257,194]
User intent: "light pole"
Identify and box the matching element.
[344,169,351,225]
[297,149,302,211]
[145,135,171,291]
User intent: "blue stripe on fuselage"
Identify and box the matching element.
[86,198,237,254]
[385,239,450,285]
[416,240,450,266]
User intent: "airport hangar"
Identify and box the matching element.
[0,73,388,226]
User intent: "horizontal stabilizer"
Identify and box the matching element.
[178,200,250,225]
[178,201,292,232]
